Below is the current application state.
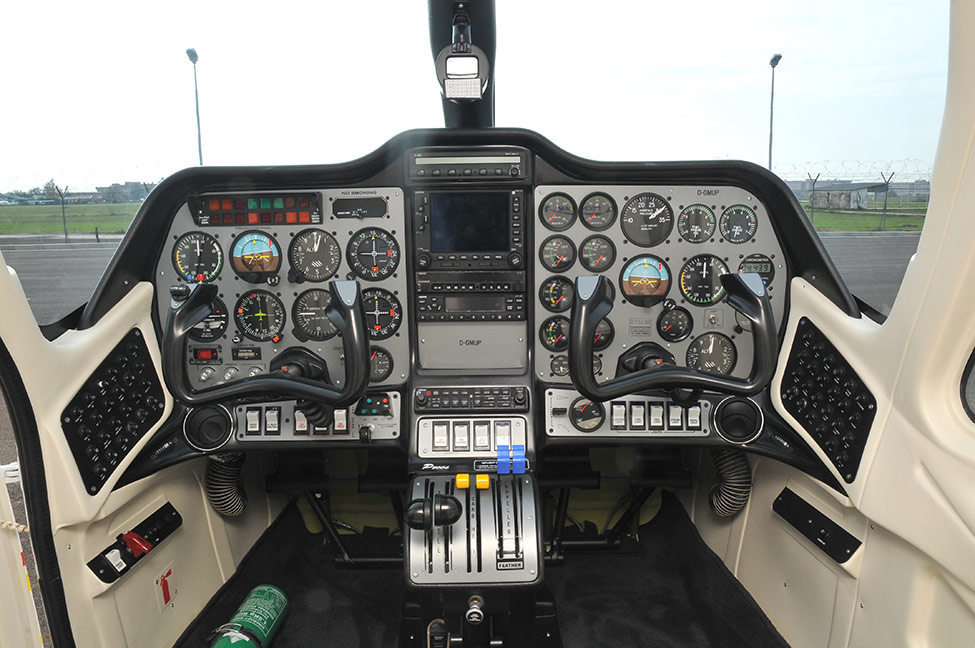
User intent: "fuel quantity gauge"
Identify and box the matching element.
[580,193,617,230]
[539,193,577,231]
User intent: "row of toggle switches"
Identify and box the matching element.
[609,402,702,431]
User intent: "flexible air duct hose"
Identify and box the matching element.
[708,449,752,518]
[205,453,247,517]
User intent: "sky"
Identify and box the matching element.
[0,0,950,192]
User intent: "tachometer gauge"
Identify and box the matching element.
[362,288,402,340]
[347,228,400,280]
[593,319,614,351]
[540,316,570,351]
[188,298,228,341]
[657,306,693,342]
[540,277,574,312]
[289,229,341,282]
[677,204,716,243]
[570,397,605,432]
[580,193,617,231]
[620,193,674,247]
[539,193,577,231]
[679,255,729,305]
[231,231,282,279]
[369,347,394,382]
[719,205,759,243]
[539,236,576,272]
[292,289,338,341]
[580,235,616,271]
[234,291,287,342]
[619,255,671,307]
[738,253,775,286]
[686,333,737,375]
[172,232,223,282]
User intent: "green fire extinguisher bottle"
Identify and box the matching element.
[209,585,289,647]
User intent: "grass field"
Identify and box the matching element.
[0,203,141,235]
[802,209,925,231]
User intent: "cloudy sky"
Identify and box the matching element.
[1,0,949,191]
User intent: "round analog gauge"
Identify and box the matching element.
[686,333,737,375]
[173,232,223,282]
[619,256,671,307]
[620,193,674,247]
[292,289,338,341]
[551,355,569,377]
[580,236,616,271]
[677,205,717,243]
[540,316,570,352]
[540,277,574,312]
[347,228,400,280]
[738,253,775,286]
[539,193,577,231]
[539,236,576,273]
[570,397,605,432]
[289,229,341,282]
[369,348,394,382]
[234,291,287,342]
[580,193,617,231]
[362,288,402,340]
[593,319,614,351]
[679,255,730,305]
[188,298,228,341]
[657,306,693,342]
[231,231,281,279]
[592,355,603,375]
[719,205,759,243]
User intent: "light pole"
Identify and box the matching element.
[768,53,782,171]
[186,48,203,165]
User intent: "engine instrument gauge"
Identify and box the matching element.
[539,236,576,272]
[619,256,671,307]
[551,355,569,377]
[679,255,730,305]
[362,288,402,340]
[686,333,737,375]
[719,205,759,243]
[540,277,574,312]
[292,289,338,341]
[620,193,674,247]
[539,193,577,231]
[580,236,616,271]
[580,193,617,231]
[289,229,341,282]
[172,232,223,282]
[593,319,614,351]
[347,228,400,280]
[188,298,228,341]
[677,205,717,243]
[369,348,394,382]
[738,253,775,286]
[657,306,693,342]
[540,316,570,351]
[570,397,605,432]
[231,231,282,279]
[592,355,603,375]
[234,291,287,342]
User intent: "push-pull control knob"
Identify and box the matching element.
[406,493,463,531]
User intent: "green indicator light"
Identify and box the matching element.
[247,198,258,209]
[273,197,284,208]
[260,198,272,209]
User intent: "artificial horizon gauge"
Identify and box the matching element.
[593,319,614,351]
[369,347,394,382]
[620,193,674,247]
[234,290,287,342]
[347,228,400,280]
[188,298,229,341]
[580,193,617,230]
[539,193,577,231]
[540,316,570,351]
[172,232,223,282]
[657,306,693,342]
[580,235,616,271]
[719,205,759,243]
[540,277,574,312]
[686,332,737,375]
[292,289,338,341]
[569,397,606,432]
[677,204,717,243]
[679,255,730,305]
[540,236,576,272]
[362,288,402,340]
[231,231,282,279]
[619,255,671,307]
[289,229,341,282]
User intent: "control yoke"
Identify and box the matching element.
[569,273,777,401]
[162,280,370,408]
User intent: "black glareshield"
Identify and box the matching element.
[163,280,370,407]
[569,274,777,401]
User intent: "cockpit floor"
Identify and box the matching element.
[175,493,787,648]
